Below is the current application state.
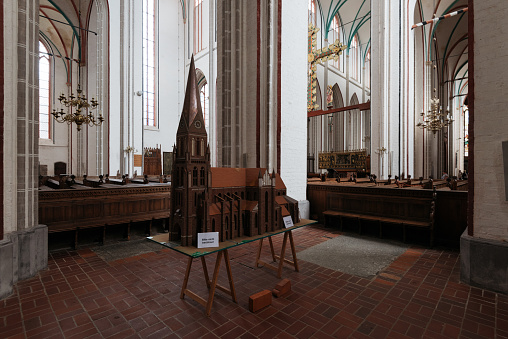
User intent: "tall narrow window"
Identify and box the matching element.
[200,167,205,185]
[331,16,341,70]
[309,0,317,27]
[200,82,209,131]
[193,167,198,186]
[143,0,156,126]
[308,0,317,26]
[350,35,359,81]
[265,192,268,222]
[464,106,469,157]
[364,48,371,88]
[39,41,50,139]
[194,0,204,54]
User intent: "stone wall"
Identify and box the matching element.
[1,0,48,299]
[471,1,508,242]
[461,0,508,294]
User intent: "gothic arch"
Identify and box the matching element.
[315,79,322,111]
[332,83,344,109]
[195,68,207,90]
[38,0,110,176]
[350,92,359,105]
[331,83,344,152]
[308,79,323,172]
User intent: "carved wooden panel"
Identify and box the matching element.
[318,150,369,171]
[39,184,171,232]
[144,147,162,175]
[308,183,467,246]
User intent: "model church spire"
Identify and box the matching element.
[177,54,206,136]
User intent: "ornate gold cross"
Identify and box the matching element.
[308,24,346,112]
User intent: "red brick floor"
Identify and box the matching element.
[1,225,507,338]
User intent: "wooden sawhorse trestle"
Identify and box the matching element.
[180,249,237,316]
[255,230,299,278]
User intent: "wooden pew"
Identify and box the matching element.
[39,182,171,248]
[322,187,437,246]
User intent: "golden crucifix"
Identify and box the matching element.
[308,23,347,112]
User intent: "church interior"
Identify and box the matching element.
[1,0,508,337]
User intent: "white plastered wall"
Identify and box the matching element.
[280,0,307,204]
[108,0,196,177]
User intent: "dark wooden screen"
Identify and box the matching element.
[54,162,67,175]
[144,146,162,175]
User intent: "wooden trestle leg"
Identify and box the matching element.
[255,230,299,278]
[180,249,237,316]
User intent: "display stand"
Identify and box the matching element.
[255,230,299,278]
[180,250,237,316]
[148,219,316,316]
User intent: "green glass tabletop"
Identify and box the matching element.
[147,219,317,258]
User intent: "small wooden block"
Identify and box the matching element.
[249,290,272,312]
[272,279,291,298]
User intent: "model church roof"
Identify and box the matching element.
[210,167,286,190]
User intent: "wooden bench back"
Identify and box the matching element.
[326,192,435,223]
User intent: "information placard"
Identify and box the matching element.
[197,232,219,248]
[283,216,294,228]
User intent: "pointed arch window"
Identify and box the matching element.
[143,0,157,127]
[265,192,268,222]
[364,48,371,89]
[308,0,317,26]
[331,16,342,70]
[193,167,198,186]
[200,82,208,131]
[350,35,359,81]
[39,41,51,139]
[194,0,204,54]
[200,167,205,185]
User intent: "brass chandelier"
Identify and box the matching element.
[52,84,103,131]
[417,94,453,134]
[51,2,103,133]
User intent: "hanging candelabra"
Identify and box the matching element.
[51,84,103,131]
[416,95,453,134]
[51,1,103,132]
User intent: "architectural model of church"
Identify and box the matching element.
[170,57,300,247]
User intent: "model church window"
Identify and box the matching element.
[194,0,204,54]
[192,138,196,156]
[39,41,51,140]
[350,35,359,81]
[143,0,157,127]
[193,167,198,186]
[265,192,269,222]
[200,167,205,185]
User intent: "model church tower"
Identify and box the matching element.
[170,56,300,247]
[170,55,211,246]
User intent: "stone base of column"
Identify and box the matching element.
[0,224,48,299]
[298,200,310,220]
[460,229,508,294]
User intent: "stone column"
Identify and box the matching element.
[1,0,48,300]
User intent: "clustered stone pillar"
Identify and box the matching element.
[0,0,48,300]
